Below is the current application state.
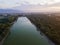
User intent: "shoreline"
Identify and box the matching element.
[26,15,57,45]
[0,16,18,45]
[0,30,10,45]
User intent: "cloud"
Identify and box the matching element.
[0,0,60,8]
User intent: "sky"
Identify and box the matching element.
[0,0,60,8]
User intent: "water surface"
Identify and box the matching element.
[3,17,54,45]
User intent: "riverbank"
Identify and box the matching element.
[0,16,18,45]
[0,30,10,45]
[26,14,60,45]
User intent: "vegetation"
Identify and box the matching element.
[26,13,60,45]
[0,15,18,41]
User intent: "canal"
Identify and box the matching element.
[3,17,54,45]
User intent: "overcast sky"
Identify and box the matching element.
[0,0,60,8]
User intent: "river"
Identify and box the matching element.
[3,17,54,45]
